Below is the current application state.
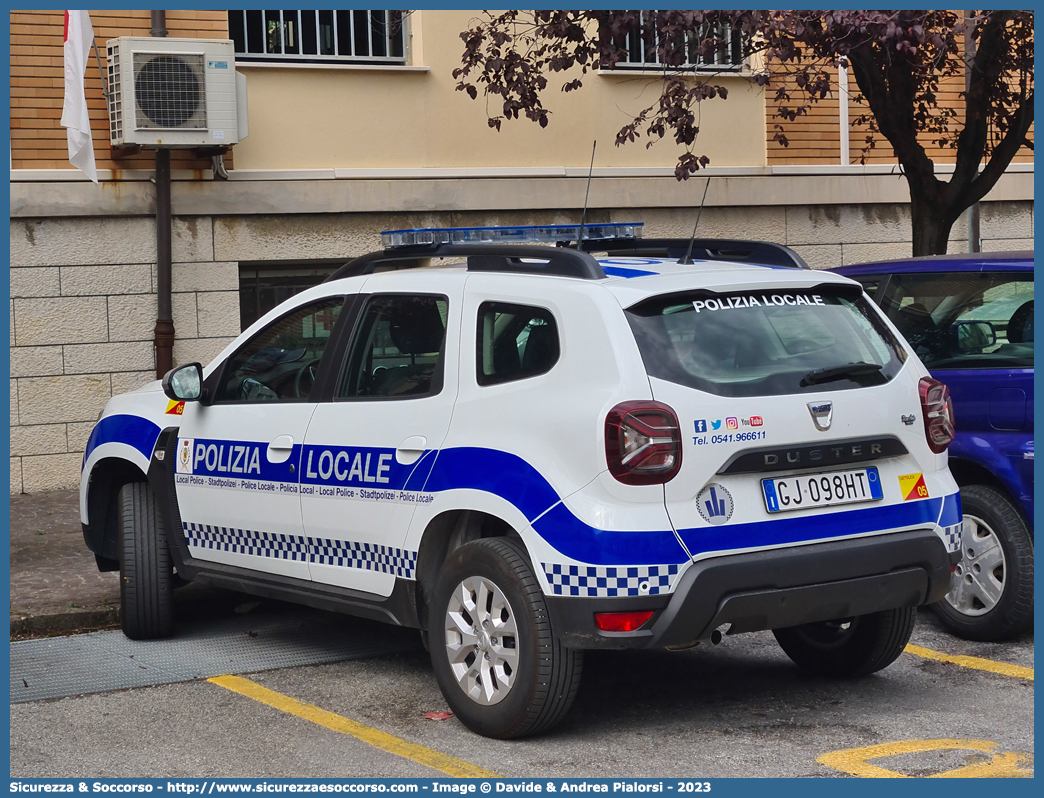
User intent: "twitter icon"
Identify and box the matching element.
[710,419,722,430]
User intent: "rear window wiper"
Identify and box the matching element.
[801,362,883,386]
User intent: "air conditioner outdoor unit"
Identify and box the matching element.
[107,36,247,148]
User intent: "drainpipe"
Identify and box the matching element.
[838,61,850,166]
[151,11,174,378]
[965,11,980,253]
[150,10,167,38]
[154,150,174,378]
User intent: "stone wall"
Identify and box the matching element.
[8,193,1033,494]
[10,217,240,493]
[630,200,1034,269]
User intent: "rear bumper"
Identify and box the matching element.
[547,528,955,650]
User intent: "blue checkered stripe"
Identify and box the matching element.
[310,539,417,578]
[542,563,680,597]
[942,522,962,553]
[182,523,417,578]
[184,522,310,561]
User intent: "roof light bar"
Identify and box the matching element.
[381,222,643,249]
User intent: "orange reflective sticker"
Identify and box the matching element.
[165,400,185,415]
[898,472,928,501]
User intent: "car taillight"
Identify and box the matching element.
[605,401,682,484]
[919,377,955,453]
[595,611,655,632]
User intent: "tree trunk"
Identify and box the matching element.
[909,196,957,256]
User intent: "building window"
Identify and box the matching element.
[228,10,408,65]
[239,262,341,331]
[610,13,746,71]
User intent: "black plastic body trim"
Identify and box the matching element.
[717,435,908,475]
[189,568,419,628]
[546,528,951,650]
[324,244,607,282]
[152,429,420,629]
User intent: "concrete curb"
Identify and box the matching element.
[10,609,120,639]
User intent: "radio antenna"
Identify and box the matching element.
[577,140,597,251]
[679,176,712,265]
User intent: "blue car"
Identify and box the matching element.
[834,251,1033,641]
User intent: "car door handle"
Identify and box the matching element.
[267,435,295,464]
[396,436,427,465]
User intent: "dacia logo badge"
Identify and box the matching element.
[807,401,833,431]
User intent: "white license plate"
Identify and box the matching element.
[762,467,883,513]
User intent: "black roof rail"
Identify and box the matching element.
[576,238,810,270]
[323,243,607,283]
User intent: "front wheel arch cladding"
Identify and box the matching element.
[85,457,150,563]
[151,426,194,576]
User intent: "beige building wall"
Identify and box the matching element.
[10,9,230,172]
[232,10,768,171]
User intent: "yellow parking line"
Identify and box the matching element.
[209,674,501,778]
[905,644,1034,680]
[818,739,1032,778]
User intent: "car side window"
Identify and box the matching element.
[338,294,448,399]
[879,271,1033,369]
[216,297,344,402]
[477,302,560,386]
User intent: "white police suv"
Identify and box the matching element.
[81,223,961,738]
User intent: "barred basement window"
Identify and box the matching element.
[228,10,408,65]
[610,12,747,71]
[239,262,341,331]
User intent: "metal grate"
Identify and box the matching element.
[228,9,407,64]
[10,607,421,704]
[107,41,123,140]
[614,12,747,71]
[239,263,340,331]
[133,51,207,130]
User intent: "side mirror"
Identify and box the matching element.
[162,363,204,402]
[952,320,996,352]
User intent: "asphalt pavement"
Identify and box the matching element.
[8,489,1034,778]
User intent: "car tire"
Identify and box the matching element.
[931,484,1033,642]
[119,481,174,640]
[428,537,582,739]
[773,607,916,678]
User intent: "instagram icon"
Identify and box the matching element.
[725,417,739,430]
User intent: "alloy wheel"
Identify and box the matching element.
[443,575,519,705]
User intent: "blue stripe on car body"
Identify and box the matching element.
[105,424,959,570]
[938,491,962,527]
[82,414,162,468]
[677,496,945,557]
[602,266,660,279]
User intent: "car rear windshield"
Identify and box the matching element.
[625,287,906,397]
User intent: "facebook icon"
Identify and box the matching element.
[694,420,707,434]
